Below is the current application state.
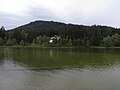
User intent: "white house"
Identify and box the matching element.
[49,35,61,43]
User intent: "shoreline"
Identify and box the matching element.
[0,46,120,49]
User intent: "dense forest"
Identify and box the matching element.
[0,20,120,47]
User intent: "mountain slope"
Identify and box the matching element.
[5,20,120,46]
[10,20,118,37]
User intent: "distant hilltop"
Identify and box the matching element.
[8,20,117,31]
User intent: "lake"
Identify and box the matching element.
[0,47,120,90]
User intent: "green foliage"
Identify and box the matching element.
[103,35,112,47]
[32,39,36,46]
[0,38,4,46]
[81,38,86,46]
[68,39,72,46]
[20,40,25,46]
[36,35,42,45]
[86,40,90,47]
[42,35,49,46]
[1,21,120,47]
[0,26,6,39]
[103,33,120,47]
[6,39,13,46]
[12,38,17,45]
[111,33,120,46]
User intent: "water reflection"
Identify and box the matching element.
[49,49,53,57]
[1,48,120,69]
[0,48,120,90]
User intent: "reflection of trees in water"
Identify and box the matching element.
[3,47,15,61]
[49,49,53,57]
[3,47,11,58]
[0,48,6,64]
[5,48,120,70]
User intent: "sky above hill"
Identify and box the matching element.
[0,0,120,29]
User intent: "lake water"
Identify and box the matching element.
[0,47,120,90]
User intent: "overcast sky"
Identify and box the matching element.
[0,0,120,29]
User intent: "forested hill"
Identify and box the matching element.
[1,20,120,47]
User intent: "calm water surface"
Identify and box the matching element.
[0,47,120,90]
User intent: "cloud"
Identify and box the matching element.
[0,0,120,29]
[26,7,60,21]
[0,12,22,29]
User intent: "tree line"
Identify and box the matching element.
[0,20,120,47]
